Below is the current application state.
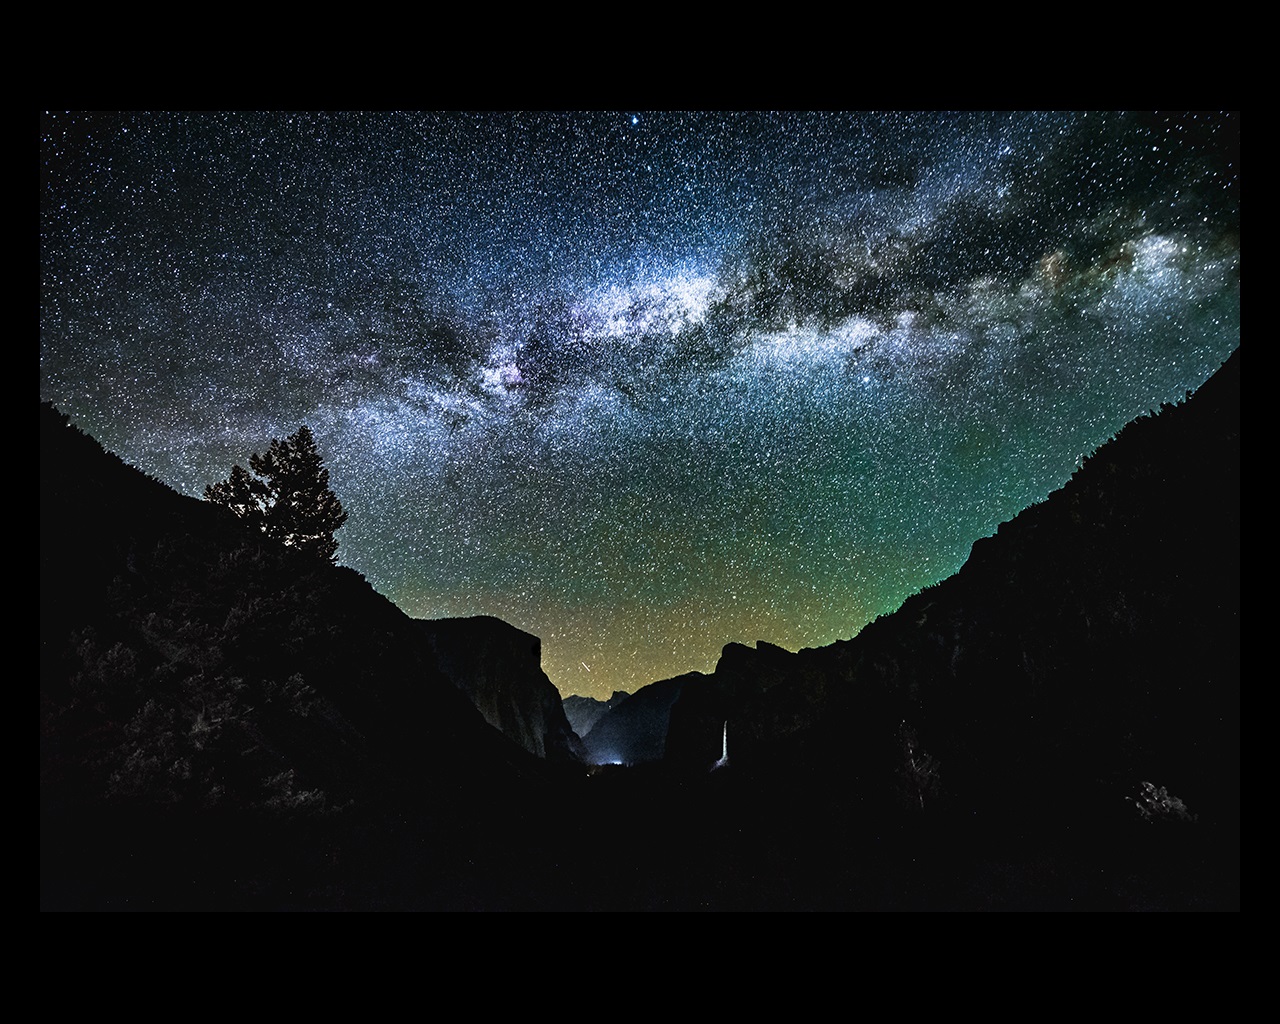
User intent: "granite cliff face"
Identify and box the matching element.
[38,343,1240,909]
[663,641,812,770]
[416,616,585,763]
[40,403,579,908]
[562,690,630,740]
[579,673,702,765]
[664,350,1240,842]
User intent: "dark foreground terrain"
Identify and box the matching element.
[41,756,1235,911]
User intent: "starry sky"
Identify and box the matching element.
[40,111,1240,700]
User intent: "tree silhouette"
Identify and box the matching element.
[206,425,347,562]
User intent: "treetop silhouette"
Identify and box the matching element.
[206,425,347,563]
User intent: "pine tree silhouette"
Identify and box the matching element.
[206,425,347,562]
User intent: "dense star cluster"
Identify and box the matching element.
[40,111,1240,699]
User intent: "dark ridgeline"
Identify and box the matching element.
[575,673,704,766]
[572,347,1238,908]
[416,615,586,764]
[665,350,1239,805]
[40,347,1240,910]
[40,404,583,910]
[650,348,1240,909]
[562,690,630,741]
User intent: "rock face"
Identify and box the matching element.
[39,402,575,909]
[38,403,551,799]
[665,350,1240,845]
[416,616,586,764]
[38,344,1241,910]
[664,641,811,770]
[579,673,703,765]
[562,690,630,739]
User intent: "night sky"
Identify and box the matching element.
[39,111,1240,700]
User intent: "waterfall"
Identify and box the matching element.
[713,720,729,770]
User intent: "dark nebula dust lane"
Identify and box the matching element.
[39,111,1241,699]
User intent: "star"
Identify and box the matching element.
[39,111,1240,699]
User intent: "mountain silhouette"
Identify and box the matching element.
[579,673,704,765]
[416,615,585,763]
[40,404,581,909]
[654,349,1240,908]
[562,690,630,740]
[555,349,1240,908]
[39,345,1240,909]
[668,352,1238,819]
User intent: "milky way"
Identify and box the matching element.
[39,111,1240,699]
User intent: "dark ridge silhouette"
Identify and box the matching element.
[415,615,585,763]
[655,349,1239,908]
[578,672,704,765]
[562,690,630,740]
[664,640,803,771]
[39,343,1240,909]
[40,402,582,909]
